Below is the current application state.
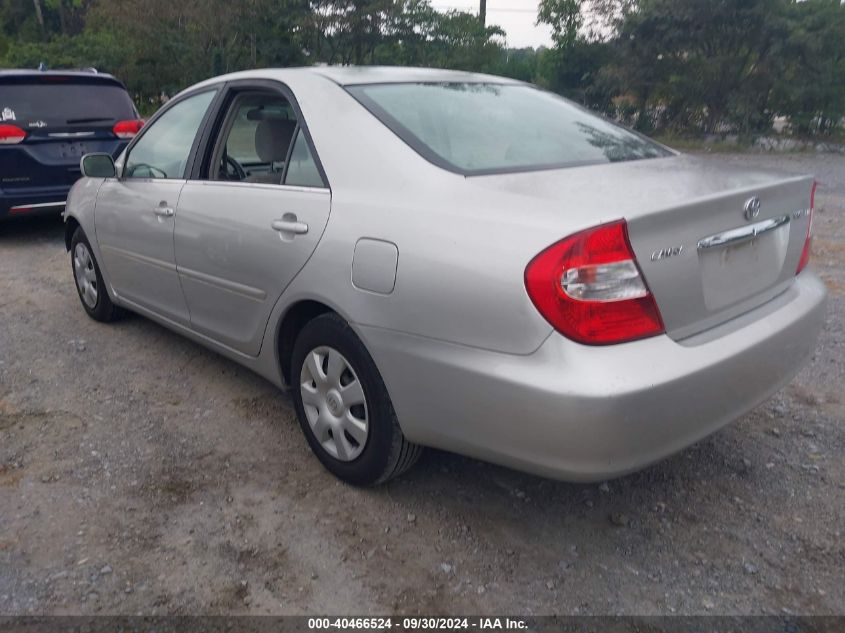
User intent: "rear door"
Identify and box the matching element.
[95,89,217,325]
[174,83,331,356]
[0,73,139,203]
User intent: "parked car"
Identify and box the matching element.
[63,67,826,485]
[0,69,142,220]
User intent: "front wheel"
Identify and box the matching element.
[70,227,122,322]
[291,313,422,485]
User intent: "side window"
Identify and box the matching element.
[124,90,215,179]
[213,93,297,185]
[284,129,325,188]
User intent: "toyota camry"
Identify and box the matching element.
[63,66,827,485]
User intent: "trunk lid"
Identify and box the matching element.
[479,154,814,341]
[625,173,812,340]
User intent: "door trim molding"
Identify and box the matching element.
[100,244,176,273]
[177,265,267,301]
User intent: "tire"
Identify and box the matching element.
[291,313,422,485]
[70,227,122,322]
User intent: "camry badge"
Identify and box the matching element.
[651,245,684,261]
[744,196,761,221]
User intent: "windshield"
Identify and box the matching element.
[0,80,136,127]
[347,82,672,175]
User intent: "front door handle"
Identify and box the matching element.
[153,206,175,218]
[271,218,308,235]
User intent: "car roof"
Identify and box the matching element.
[305,65,524,86]
[187,65,525,93]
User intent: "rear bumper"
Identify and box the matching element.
[0,138,127,220]
[361,271,827,481]
[0,185,69,220]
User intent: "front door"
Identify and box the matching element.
[174,90,331,355]
[95,89,217,325]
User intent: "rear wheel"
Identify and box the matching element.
[291,313,422,485]
[70,227,122,322]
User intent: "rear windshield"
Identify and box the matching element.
[347,83,672,175]
[0,79,136,127]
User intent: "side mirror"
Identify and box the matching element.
[80,153,116,178]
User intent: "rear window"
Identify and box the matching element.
[347,82,672,175]
[0,79,136,127]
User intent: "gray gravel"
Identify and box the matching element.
[0,152,843,615]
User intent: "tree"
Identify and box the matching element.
[609,0,792,134]
[536,0,582,49]
[304,0,398,64]
[1,0,844,137]
[771,0,845,136]
[583,0,638,38]
[83,0,308,105]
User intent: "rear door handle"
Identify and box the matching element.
[271,218,308,235]
[153,206,175,218]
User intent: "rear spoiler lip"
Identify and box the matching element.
[0,72,127,91]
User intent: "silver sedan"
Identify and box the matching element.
[64,66,827,485]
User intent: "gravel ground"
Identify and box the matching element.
[0,153,843,616]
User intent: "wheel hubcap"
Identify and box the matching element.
[299,346,368,462]
[73,243,98,309]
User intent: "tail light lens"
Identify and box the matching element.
[525,220,664,345]
[113,119,145,139]
[0,124,26,144]
[796,180,816,275]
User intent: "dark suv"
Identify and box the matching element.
[1,69,142,220]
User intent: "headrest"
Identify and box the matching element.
[255,119,296,163]
[247,107,290,122]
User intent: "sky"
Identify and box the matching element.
[430,0,554,49]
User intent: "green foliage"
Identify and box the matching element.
[611,0,792,134]
[770,0,845,136]
[487,47,540,83]
[302,0,504,70]
[1,0,844,137]
[86,0,309,103]
[537,0,582,49]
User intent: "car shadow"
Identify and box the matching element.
[101,293,752,513]
[365,408,761,540]
[0,214,65,245]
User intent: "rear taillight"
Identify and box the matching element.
[525,220,664,345]
[796,180,816,275]
[0,124,26,144]
[113,119,144,139]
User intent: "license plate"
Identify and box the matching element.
[699,229,787,310]
[60,143,87,158]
